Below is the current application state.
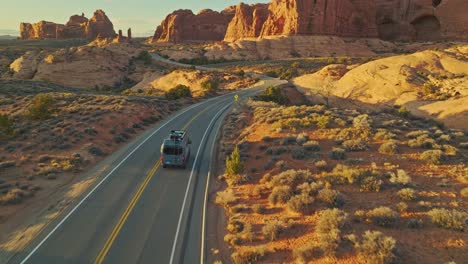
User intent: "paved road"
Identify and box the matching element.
[9,73,284,264]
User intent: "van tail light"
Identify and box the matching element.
[160,156,163,161]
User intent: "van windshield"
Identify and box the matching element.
[163,145,183,155]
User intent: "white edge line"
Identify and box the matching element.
[169,103,232,264]
[19,95,227,264]
[200,107,225,264]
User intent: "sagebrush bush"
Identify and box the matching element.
[268,185,292,205]
[360,175,383,192]
[227,218,244,234]
[27,93,57,120]
[389,170,412,185]
[315,160,328,170]
[420,150,444,164]
[408,135,435,149]
[0,114,15,139]
[291,148,307,160]
[164,84,192,100]
[461,187,468,198]
[366,206,399,227]
[316,209,348,256]
[349,231,397,264]
[267,169,312,188]
[397,188,417,201]
[0,188,27,205]
[317,189,345,207]
[303,140,321,151]
[428,208,467,231]
[296,133,309,145]
[252,204,266,214]
[407,219,424,229]
[287,193,314,213]
[231,247,266,264]
[379,141,398,155]
[316,116,330,129]
[262,220,284,241]
[329,148,346,160]
[343,139,368,152]
[201,78,219,92]
[215,190,237,206]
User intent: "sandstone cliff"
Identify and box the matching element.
[151,8,235,43]
[224,3,269,42]
[20,10,116,40]
[376,0,468,41]
[260,0,378,38]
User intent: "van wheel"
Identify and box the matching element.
[162,164,167,168]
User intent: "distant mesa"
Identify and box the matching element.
[152,0,468,43]
[20,9,117,40]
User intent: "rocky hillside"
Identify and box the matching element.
[293,45,468,130]
[20,10,116,40]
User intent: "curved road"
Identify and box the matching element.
[8,58,285,263]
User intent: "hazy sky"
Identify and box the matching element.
[0,0,266,37]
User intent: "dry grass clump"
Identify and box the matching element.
[231,246,266,264]
[389,170,412,186]
[379,141,398,154]
[364,206,399,227]
[408,135,435,149]
[216,189,237,207]
[0,188,30,205]
[342,139,368,152]
[420,150,444,164]
[397,188,417,201]
[348,231,397,264]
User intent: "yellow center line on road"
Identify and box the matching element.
[94,99,228,264]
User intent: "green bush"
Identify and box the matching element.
[164,84,192,100]
[420,150,444,164]
[0,114,15,139]
[255,86,288,105]
[349,231,397,264]
[428,208,467,231]
[27,93,57,120]
[225,146,244,177]
[316,209,348,256]
[201,78,220,92]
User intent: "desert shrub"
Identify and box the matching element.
[297,182,324,196]
[231,247,266,264]
[296,133,308,145]
[398,106,410,117]
[316,209,348,256]
[329,148,346,160]
[442,144,458,156]
[252,204,266,214]
[268,169,312,188]
[326,164,370,185]
[374,130,397,141]
[353,114,373,129]
[0,114,15,139]
[136,50,152,64]
[227,218,244,234]
[0,188,28,205]
[27,93,57,120]
[461,187,468,198]
[397,188,417,201]
[303,140,320,151]
[287,193,314,213]
[389,170,412,185]
[343,139,368,151]
[165,84,192,100]
[366,207,399,227]
[379,141,398,154]
[396,202,408,213]
[349,231,397,264]
[408,135,435,149]
[317,189,345,207]
[420,150,444,164]
[225,146,244,177]
[316,116,330,129]
[360,175,383,192]
[293,243,322,263]
[201,78,220,92]
[255,86,288,105]
[407,219,424,229]
[428,208,467,231]
[224,233,241,246]
[215,190,237,206]
[262,220,284,241]
[268,185,292,205]
[291,148,307,160]
[315,160,328,170]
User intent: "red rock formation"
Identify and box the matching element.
[224,3,269,42]
[151,8,235,43]
[376,0,468,40]
[20,10,116,40]
[259,0,378,38]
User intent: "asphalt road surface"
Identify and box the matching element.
[10,76,284,264]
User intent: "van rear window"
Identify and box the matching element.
[163,146,183,155]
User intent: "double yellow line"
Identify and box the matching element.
[94,99,229,264]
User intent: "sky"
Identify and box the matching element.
[0,0,266,37]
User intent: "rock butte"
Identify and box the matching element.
[153,0,468,43]
[20,10,116,40]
